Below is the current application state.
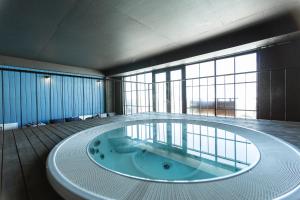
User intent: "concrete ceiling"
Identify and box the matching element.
[0,0,299,71]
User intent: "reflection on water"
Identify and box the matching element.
[89,122,259,181]
[125,122,258,169]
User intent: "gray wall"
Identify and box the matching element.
[0,55,103,77]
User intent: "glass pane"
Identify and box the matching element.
[246,72,256,82]
[132,91,137,106]
[225,75,234,84]
[216,76,224,84]
[145,73,152,83]
[200,86,207,100]
[236,83,246,110]
[225,84,234,99]
[216,85,224,99]
[186,87,193,107]
[235,74,245,83]
[131,75,136,82]
[200,78,207,86]
[200,61,214,77]
[208,77,214,85]
[137,74,145,83]
[125,91,131,104]
[132,106,137,114]
[186,64,199,79]
[216,58,234,75]
[208,85,215,99]
[170,70,182,81]
[170,70,182,113]
[171,81,182,113]
[124,76,130,81]
[246,83,256,110]
[131,76,137,92]
[193,79,200,87]
[125,82,131,91]
[155,73,166,112]
[236,110,246,118]
[156,72,166,82]
[186,80,192,87]
[246,111,256,119]
[235,53,257,73]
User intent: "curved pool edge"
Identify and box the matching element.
[220,122,300,200]
[47,136,110,200]
[85,120,261,184]
[46,117,300,200]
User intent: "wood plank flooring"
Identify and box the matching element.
[0,116,121,200]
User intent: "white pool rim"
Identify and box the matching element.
[47,115,300,200]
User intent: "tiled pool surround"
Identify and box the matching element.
[47,113,300,200]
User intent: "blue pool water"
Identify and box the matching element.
[88,121,260,182]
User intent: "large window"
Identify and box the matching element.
[186,53,257,119]
[123,52,257,119]
[124,73,152,115]
[186,61,215,116]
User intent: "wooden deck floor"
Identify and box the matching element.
[0,117,121,200]
[0,114,300,200]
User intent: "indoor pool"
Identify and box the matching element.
[87,121,260,182]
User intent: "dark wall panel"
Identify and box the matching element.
[257,39,300,121]
[286,69,300,121]
[114,80,123,115]
[21,72,37,125]
[258,71,270,119]
[260,41,300,69]
[270,71,285,120]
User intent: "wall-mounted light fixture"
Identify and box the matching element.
[96,79,102,86]
[44,75,51,84]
